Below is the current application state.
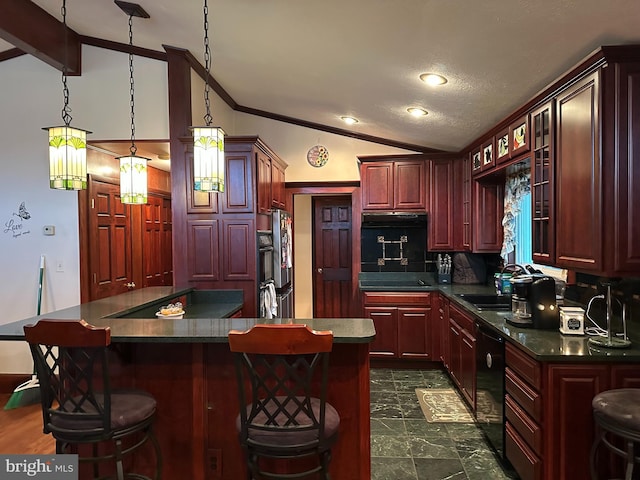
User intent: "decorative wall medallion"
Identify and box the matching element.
[307,145,329,167]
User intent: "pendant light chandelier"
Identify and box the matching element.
[116,1,149,204]
[192,0,225,193]
[45,0,91,190]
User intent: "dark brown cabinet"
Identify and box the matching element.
[360,157,427,211]
[530,100,554,264]
[432,293,449,365]
[461,155,472,250]
[526,48,640,275]
[223,137,288,215]
[172,136,287,317]
[363,292,432,359]
[364,306,398,357]
[472,181,503,253]
[555,71,602,271]
[397,308,431,359]
[428,157,463,251]
[446,303,476,409]
[505,342,640,480]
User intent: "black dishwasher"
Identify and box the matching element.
[475,322,506,459]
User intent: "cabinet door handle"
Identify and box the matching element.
[317,268,323,274]
[125,282,136,289]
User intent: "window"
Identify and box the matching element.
[509,184,566,280]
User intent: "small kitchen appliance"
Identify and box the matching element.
[529,276,560,329]
[507,274,560,329]
[559,306,585,335]
[510,275,533,326]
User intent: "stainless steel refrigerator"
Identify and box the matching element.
[272,209,293,317]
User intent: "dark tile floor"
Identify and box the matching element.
[370,368,519,480]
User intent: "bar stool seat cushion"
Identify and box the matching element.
[236,396,340,446]
[52,390,157,431]
[592,388,640,432]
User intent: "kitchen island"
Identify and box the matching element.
[0,287,375,480]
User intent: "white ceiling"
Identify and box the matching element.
[3,0,640,153]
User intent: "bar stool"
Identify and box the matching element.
[590,388,640,480]
[229,324,340,480]
[24,319,162,480]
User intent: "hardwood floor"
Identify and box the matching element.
[0,393,55,454]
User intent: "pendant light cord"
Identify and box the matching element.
[203,0,212,127]
[61,0,72,127]
[128,14,137,155]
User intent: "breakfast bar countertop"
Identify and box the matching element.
[0,286,375,344]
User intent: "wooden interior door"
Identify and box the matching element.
[313,196,352,317]
[88,180,133,300]
[141,195,172,287]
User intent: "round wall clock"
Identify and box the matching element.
[307,145,329,167]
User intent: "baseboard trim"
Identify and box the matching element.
[0,374,31,394]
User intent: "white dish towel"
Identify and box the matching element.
[261,283,278,319]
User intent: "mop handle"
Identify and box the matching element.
[37,255,44,316]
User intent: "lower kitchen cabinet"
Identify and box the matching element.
[447,303,476,409]
[505,342,640,480]
[364,306,397,357]
[363,292,432,359]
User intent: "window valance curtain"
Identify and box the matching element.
[501,164,531,260]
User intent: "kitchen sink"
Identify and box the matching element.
[455,293,512,311]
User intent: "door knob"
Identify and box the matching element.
[317,268,323,274]
[125,282,136,289]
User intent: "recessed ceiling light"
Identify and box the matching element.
[407,107,428,117]
[419,73,448,86]
[340,116,359,125]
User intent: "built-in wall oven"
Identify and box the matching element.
[475,322,506,460]
[257,231,277,318]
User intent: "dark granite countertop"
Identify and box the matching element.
[0,287,374,344]
[359,272,640,362]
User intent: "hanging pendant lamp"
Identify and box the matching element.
[116,1,149,204]
[191,0,225,193]
[45,0,91,191]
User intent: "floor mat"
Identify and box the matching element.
[415,388,474,423]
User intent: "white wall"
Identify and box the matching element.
[234,112,412,182]
[0,46,169,373]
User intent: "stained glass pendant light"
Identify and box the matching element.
[192,0,225,193]
[115,0,149,204]
[45,0,91,190]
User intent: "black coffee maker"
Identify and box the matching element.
[530,276,560,329]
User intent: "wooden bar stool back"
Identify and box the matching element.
[24,319,162,480]
[228,324,340,480]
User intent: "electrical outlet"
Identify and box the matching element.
[56,260,64,272]
[207,448,222,477]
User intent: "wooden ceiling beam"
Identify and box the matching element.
[0,0,81,74]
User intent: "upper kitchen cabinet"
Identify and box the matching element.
[539,47,640,274]
[359,156,427,211]
[554,71,602,271]
[428,156,465,251]
[473,180,504,253]
[224,136,288,215]
[531,101,554,265]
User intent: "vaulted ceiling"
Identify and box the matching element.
[2,0,640,154]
